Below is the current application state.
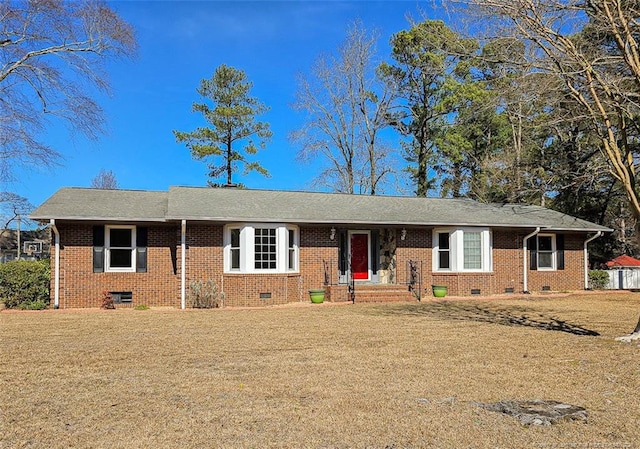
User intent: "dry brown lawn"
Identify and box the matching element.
[1,292,639,449]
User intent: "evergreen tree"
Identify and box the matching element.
[174,64,271,186]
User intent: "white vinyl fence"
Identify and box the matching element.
[606,269,640,289]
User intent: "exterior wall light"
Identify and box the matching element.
[330,227,336,240]
[401,228,407,241]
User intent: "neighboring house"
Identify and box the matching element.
[0,229,49,263]
[30,187,610,309]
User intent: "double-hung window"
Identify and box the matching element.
[287,229,297,271]
[106,226,135,270]
[537,235,555,270]
[93,225,147,273]
[437,232,451,270]
[529,234,564,271]
[433,228,492,272]
[230,228,241,270]
[224,224,299,273]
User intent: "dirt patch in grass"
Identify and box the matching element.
[1,293,639,448]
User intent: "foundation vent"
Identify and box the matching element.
[110,291,132,304]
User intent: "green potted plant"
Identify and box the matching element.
[309,289,325,303]
[432,285,447,298]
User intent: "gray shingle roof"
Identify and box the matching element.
[30,186,611,232]
[30,188,168,222]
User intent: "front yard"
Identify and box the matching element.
[1,293,639,448]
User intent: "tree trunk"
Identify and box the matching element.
[632,316,640,334]
[416,142,429,197]
[616,315,640,342]
[616,219,640,341]
[631,219,640,336]
[226,140,233,185]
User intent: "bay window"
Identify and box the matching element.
[433,228,492,272]
[224,224,299,273]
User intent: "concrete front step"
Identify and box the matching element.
[354,293,417,303]
[326,284,419,303]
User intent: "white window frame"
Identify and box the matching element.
[223,223,299,274]
[535,234,556,271]
[462,230,483,270]
[229,227,241,271]
[432,228,492,273]
[254,227,278,270]
[105,225,136,272]
[287,228,298,272]
[436,231,452,271]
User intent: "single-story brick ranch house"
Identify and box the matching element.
[30,186,610,309]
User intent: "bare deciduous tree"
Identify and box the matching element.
[291,20,396,195]
[458,0,640,339]
[0,0,137,182]
[0,191,32,237]
[90,169,119,189]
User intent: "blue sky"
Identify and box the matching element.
[13,1,447,208]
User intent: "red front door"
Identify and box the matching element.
[350,233,369,280]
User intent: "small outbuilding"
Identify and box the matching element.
[605,254,640,269]
[605,254,640,289]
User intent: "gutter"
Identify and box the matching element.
[181,220,186,310]
[584,231,603,289]
[523,227,541,293]
[50,219,60,309]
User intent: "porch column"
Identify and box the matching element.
[523,227,540,293]
[50,219,60,309]
[181,220,186,309]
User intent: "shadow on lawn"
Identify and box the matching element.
[378,301,600,336]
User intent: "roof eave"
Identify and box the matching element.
[541,226,613,233]
[164,216,611,231]
[30,215,167,223]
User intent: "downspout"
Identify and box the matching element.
[181,220,186,310]
[50,219,60,309]
[584,231,603,289]
[523,227,541,294]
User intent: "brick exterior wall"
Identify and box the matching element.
[222,274,302,306]
[299,226,337,292]
[52,223,180,308]
[395,227,432,290]
[526,232,585,292]
[50,222,589,308]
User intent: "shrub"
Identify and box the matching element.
[189,279,224,308]
[0,259,50,309]
[134,304,149,310]
[589,270,610,290]
[101,291,115,309]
